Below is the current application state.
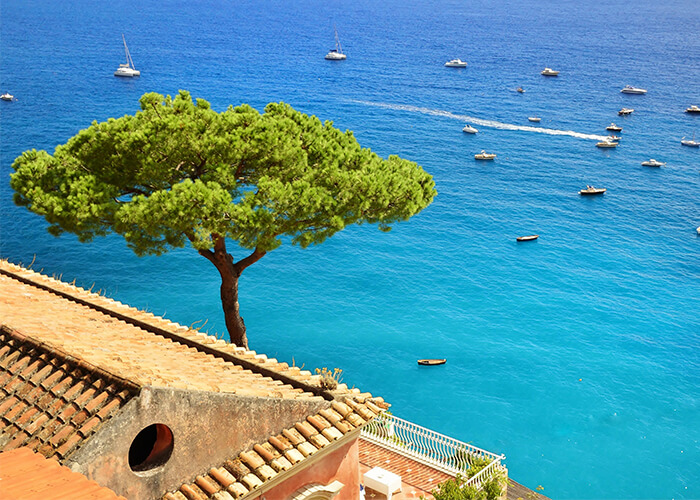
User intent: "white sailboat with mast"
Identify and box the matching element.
[325,25,346,60]
[114,34,140,77]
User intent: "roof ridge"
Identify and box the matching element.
[0,261,354,400]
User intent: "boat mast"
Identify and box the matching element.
[334,25,342,54]
[122,34,136,69]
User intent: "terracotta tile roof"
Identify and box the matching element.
[162,397,387,500]
[0,260,365,401]
[0,326,136,460]
[0,447,126,500]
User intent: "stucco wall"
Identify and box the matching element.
[66,386,328,499]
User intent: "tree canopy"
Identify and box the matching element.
[11,91,436,346]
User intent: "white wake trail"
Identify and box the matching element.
[351,100,608,141]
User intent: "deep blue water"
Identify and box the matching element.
[2,0,699,498]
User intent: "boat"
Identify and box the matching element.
[686,105,700,114]
[697,226,700,235]
[596,140,618,148]
[516,87,525,93]
[462,124,478,134]
[621,85,647,94]
[618,108,634,115]
[541,67,559,76]
[445,59,467,68]
[607,135,621,141]
[325,26,347,60]
[528,117,541,122]
[516,235,539,242]
[606,123,622,131]
[641,159,665,167]
[474,150,496,160]
[681,134,699,147]
[579,186,606,195]
[0,92,13,101]
[418,359,446,366]
[114,34,140,77]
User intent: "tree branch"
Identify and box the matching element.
[234,247,266,273]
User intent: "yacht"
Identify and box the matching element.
[528,117,541,122]
[579,186,607,195]
[685,105,700,114]
[681,134,699,147]
[541,67,559,76]
[641,159,665,167]
[462,124,478,134]
[618,108,634,115]
[445,59,467,68]
[621,85,647,94]
[325,26,346,60]
[0,92,13,101]
[114,34,140,77]
[596,140,618,148]
[474,150,496,160]
[606,123,622,131]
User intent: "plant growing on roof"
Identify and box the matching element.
[10,91,436,348]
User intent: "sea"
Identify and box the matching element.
[1,0,699,498]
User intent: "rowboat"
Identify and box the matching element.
[418,359,446,366]
[516,235,539,242]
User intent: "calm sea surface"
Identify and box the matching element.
[2,0,699,498]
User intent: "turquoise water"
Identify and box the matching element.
[1,0,699,497]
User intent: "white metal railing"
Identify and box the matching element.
[361,413,506,488]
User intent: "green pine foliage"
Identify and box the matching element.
[11,91,436,257]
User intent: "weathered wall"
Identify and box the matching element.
[247,437,360,500]
[66,387,328,500]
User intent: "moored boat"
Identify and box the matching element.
[325,25,347,60]
[516,87,525,93]
[528,117,541,122]
[596,140,618,148]
[621,85,647,94]
[685,105,700,114]
[114,34,140,77]
[618,108,634,115]
[641,159,665,167]
[579,186,606,195]
[474,150,496,160]
[462,124,478,134]
[445,59,467,68]
[541,67,559,76]
[418,359,446,366]
[681,134,699,147]
[516,235,539,242]
[606,123,622,131]
[0,92,13,101]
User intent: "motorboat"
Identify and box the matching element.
[516,87,525,93]
[596,140,618,148]
[579,186,606,195]
[325,25,347,60]
[528,117,541,122]
[474,150,496,160]
[618,108,634,115]
[516,235,539,242]
[681,134,699,147]
[445,59,467,68]
[418,359,446,366]
[641,159,665,167]
[621,85,647,94]
[606,123,622,131]
[0,92,13,101]
[114,34,140,77]
[686,105,700,114]
[697,226,700,235]
[607,135,621,141]
[541,67,559,76]
[462,124,478,134]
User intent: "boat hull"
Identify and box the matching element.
[579,189,606,195]
[517,235,539,242]
[417,359,446,366]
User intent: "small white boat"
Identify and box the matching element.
[606,123,622,131]
[607,135,621,141]
[541,67,559,76]
[579,186,607,195]
[641,159,666,167]
[445,59,467,68]
[697,226,700,235]
[618,108,634,115]
[528,117,541,123]
[686,105,700,114]
[325,26,346,60]
[621,85,647,94]
[475,150,496,160]
[0,92,13,101]
[462,124,478,134]
[596,140,618,148]
[681,134,699,147]
[114,34,140,77]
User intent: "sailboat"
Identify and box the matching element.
[325,26,346,60]
[681,133,699,147]
[114,34,140,77]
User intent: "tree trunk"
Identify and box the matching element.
[199,236,266,349]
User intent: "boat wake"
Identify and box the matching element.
[351,100,608,140]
